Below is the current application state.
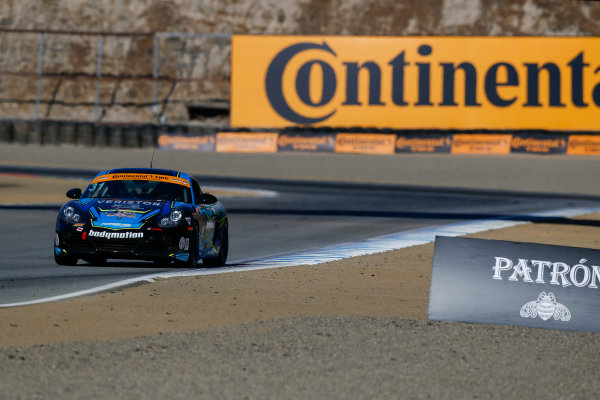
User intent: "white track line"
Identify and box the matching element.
[204,186,278,198]
[1,206,599,308]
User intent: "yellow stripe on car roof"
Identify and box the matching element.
[91,173,191,187]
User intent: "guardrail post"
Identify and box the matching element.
[34,33,45,120]
[44,120,60,145]
[94,35,104,121]
[0,120,14,143]
[152,34,159,121]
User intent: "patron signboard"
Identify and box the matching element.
[231,36,600,130]
[429,236,600,333]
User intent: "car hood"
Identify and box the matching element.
[80,198,174,230]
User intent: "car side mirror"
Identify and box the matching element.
[197,193,218,204]
[66,188,82,199]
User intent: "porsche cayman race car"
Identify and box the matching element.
[54,168,228,267]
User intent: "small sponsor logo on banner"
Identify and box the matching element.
[567,135,600,155]
[158,133,216,151]
[335,133,396,154]
[451,134,511,154]
[395,134,452,153]
[216,132,278,153]
[277,133,336,152]
[511,134,567,154]
[429,236,600,333]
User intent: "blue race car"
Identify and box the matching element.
[54,168,228,267]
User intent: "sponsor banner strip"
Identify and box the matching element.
[158,131,600,156]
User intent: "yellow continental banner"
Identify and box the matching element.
[232,35,600,130]
[335,133,396,154]
[567,135,600,155]
[216,132,278,153]
[451,134,512,154]
[157,134,215,151]
[92,174,191,187]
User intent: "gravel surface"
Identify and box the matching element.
[1,316,599,400]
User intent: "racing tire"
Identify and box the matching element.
[54,253,78,266]
[203,221,228,268]
[83,256,107,266]
[174,225,199,268]
[152,258,172,267]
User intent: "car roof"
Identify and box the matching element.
[96,168,194,182]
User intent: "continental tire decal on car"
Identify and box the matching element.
[88,230,144,239]
[91,173,191,187]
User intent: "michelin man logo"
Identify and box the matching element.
[520,292,571,322]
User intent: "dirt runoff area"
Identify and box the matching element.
[1,172,600,347]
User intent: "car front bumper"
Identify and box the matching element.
[55,227,193,262]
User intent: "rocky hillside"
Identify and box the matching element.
[0,0,598,123]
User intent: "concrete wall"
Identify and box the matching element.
[0,0,598,124]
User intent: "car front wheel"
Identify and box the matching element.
[54,252,78,266]
[175,225,199,268]
[203,221,228,268]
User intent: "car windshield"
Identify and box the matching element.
[82,179,192,203]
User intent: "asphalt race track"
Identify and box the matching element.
[2,165,600,305]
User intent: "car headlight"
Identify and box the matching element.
[158,210,183,227]
[170,210,182,222]
[61,206,81,224]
